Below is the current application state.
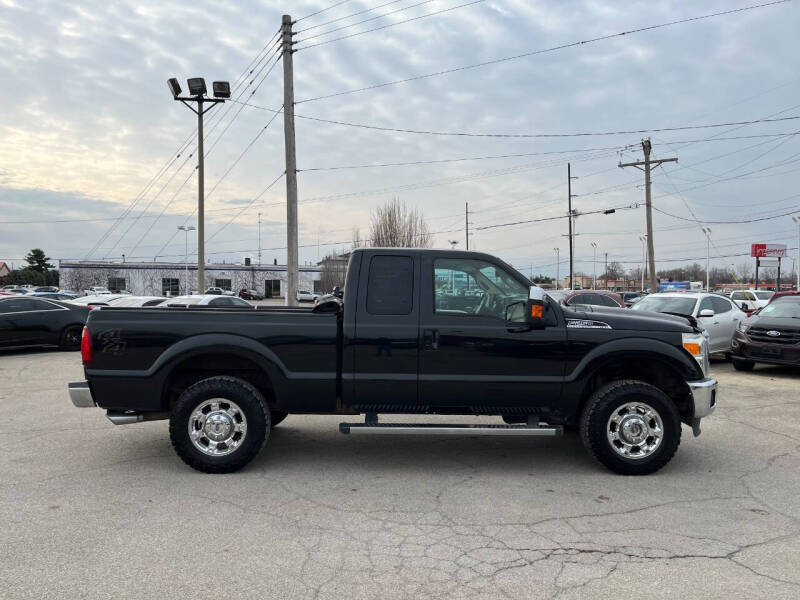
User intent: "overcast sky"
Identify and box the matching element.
[1,0,798,279]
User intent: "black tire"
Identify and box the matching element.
[580,380,681,476]
[732,359,755,371]
[270,410,288,427]
[169,376,269,473]
[59,324,83,350]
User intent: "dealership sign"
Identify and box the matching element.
[751,243,787,258]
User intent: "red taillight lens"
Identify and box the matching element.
[81,326,92,365]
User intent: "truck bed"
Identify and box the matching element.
[85,306,340,413]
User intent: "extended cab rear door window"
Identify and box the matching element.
[366,255,413,315]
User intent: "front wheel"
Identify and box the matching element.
[580,380,681,475]
[170,376,269,473]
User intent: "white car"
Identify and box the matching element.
[70,294,127,307]
[297,290,320,302]
[83,286,112,296]
[632,292,746,354]
[730,290,772,312]
[164,294,253,307]
[107,296,168,307]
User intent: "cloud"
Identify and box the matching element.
[0,0,798,277]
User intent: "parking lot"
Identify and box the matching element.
[1,351,798,599]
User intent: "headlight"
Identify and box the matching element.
[737,321,750,333]
[682,332,709,376]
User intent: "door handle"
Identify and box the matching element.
[422,329,439,350]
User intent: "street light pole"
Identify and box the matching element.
[554,248,560,289]
[178,225,195,294]
[168,77,229,295]
[701,227,712,291]
[591,242,597,290]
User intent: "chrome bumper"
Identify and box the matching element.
[68,380,95,408]
[688,377,717,436]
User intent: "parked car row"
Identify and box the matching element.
[0,293,256,352]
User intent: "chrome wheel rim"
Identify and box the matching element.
[64,326,82,348]
[188,399,247,457]
[606,402,664,460]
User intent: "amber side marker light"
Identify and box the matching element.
[683,342,702,356]
[531,305,543,318]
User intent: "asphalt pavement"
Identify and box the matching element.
[1,351,799,599]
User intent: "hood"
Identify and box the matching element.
[562,305,696,333]
[745,315,800,331]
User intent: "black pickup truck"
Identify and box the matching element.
[69,248,717,475]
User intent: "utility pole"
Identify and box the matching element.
[604,252,608,290]
[465,202,470,250]
[554,248,560,289]
[591,242,597,289]
[567,163,575,289]
[702,227,711,291]
[793,216,800,290]
[257,212,262,266]
[282,14,299,306]
[619,139,677,293]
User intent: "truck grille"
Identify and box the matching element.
[748,327,800,345]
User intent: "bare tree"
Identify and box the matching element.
[369,197,432,248]
[319,252,348,292]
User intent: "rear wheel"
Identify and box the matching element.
[59,325,83,350]
[580,380,681,475]
[732,359,755,371]
[170,376,269,473]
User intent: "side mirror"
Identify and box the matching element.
[506,286,546,331]
[698,308,715,318]
[741,302,748,310]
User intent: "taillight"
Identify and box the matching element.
[81,326,92,365]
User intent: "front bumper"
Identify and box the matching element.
[732,331,800,366]
[688,377,717,436]
[68,380,95,408]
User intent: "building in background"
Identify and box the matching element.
[58,261,322,297]
[0,261,10,279]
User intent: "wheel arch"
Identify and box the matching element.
[564,343,699,424]
[155,335,288,412]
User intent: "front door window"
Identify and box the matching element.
[434,258,527,320]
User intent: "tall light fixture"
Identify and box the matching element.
[554,248,560,289]
[177,225,196,294]
[639,235,648,292]
[168,77,229,291]
[701,227,712,291]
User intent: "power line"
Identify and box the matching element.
[652,199,800,224]
[295,0,406,33]
[295,0,436,42]
[295,0,485,50]
[206,171,286,243]
[295,0,352,23]
[86,32,283,259]
[237,100,800,138]
[476,203,640,232]
[296,0,791,102]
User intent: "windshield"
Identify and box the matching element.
[754,291,773,300]
[632,295,697,316]
[758,301,800,318]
